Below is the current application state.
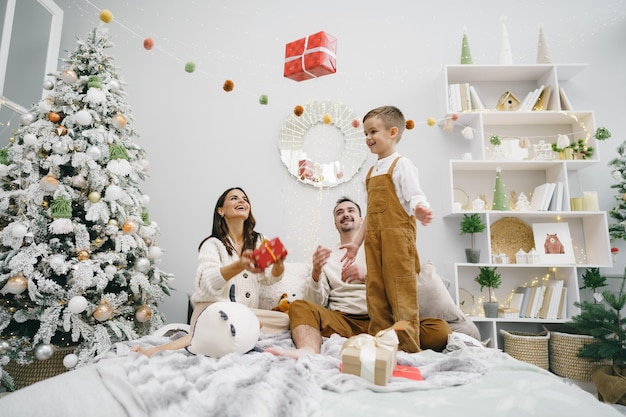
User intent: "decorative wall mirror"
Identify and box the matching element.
[279,100,368,188]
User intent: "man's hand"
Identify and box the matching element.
[311,245,331,282]
[415,205,433,226]
[342,263,365,284]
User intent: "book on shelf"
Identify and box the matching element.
[529,285,546,318]
[459,83,471,111]
[532,85,552,111]
[530,182,555,211]
[520,85,544,111]
[557,287,568,319]
[523,286,537,318]
[554,182,564,211]
[559,86,573,110]
[469,85,486,111]
[448,83,462,113]
[538,280,564,319]
[538,285,554,319]
[517,286,532,318]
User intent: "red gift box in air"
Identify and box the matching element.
[284,31,337,82]
[252,237,288,269]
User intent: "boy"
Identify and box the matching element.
[341,105,432,353]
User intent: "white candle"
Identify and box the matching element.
[583,191,599,211]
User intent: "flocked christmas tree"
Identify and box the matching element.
[609,140,626,241]
[492,167,510,210]
[0,26,173,389]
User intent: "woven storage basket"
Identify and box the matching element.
[549,331,610,381]
[500,329,550,369]
[4,346,75,390]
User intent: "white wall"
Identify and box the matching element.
[45,0,626,323]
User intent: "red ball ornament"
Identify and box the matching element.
[351,119,360,128]
[143,38,154,50]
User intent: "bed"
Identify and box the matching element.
[0,328,624,417]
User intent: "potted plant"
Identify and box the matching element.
[568,271,626,404]
[579,267,607,303]
[474,266,501,318]
[460,213,486,263]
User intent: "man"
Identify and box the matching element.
[267,197,450,358]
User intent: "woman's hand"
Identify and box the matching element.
[339,242,358,267]
[239,250,263,273]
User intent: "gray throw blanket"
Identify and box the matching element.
[98,331,496,417]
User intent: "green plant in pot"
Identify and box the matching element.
[579,267,608,304]
[474,266,501,318]
[460,213,486,263]
[568,270,626,404]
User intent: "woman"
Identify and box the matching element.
[132,187,288,357]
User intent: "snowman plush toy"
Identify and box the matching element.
[187,301,260,358]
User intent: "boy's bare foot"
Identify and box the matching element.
[130,344,160,358]
[264,346,316,359]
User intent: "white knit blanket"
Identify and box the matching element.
[97,331,498,417]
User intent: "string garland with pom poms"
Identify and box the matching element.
[426,118,436,127]
[323,114,332,124]
[143,38,154,50]
[184,62,196,73]
[294,105,304,117]
[405,120,415,130]
[258,94,268,105]
[99,9,113,24]
[223,79,234,92]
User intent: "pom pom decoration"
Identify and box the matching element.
[187,301,260,358]
[323,114,333,124]
[258,94,268,105]
[184,62,196,73]
[351,119,360,128]
[594,127,612,141]
[143,38,154,50]
[99,9,113,24]
[451,113,459,121]
[11,223,28,238]
[293,105,304,117]
[405,120,415,130]
[223,79,234,92]
[426,118,436,127]
[461,126,475,140]
[490,134,502,146]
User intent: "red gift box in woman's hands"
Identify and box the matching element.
[252,237,288,269]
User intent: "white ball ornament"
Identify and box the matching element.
[60,68,78,84]
[104,264,118,276]
[141,194,150,205]
[109,79,120,92]
[43,79,54,90]
[104,185,122,201]
[23,133,37,145]
[135,257,151,272]
[11,223,28,238]
[74,110,93,126]
[68,295,88,314]
[86,145,102,160]
[52,141,69,154]
[72,175,86,188]
[34,343,55,361]
[63,353,79,369]
[148,246,163,260]
[49,254,65,270]
[0,340,10,354]
[20,112,35,125]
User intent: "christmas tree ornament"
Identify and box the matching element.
[293,105,304,116]
[48,111,61,123]
[40,175,59,192]
[426,118,436,127]
[351,119,360,128]
[55,125,68,136]
[406,120,415,130]
[52,141,69,154]
[63,353,79,369]
[111,113,127,130]
[34,343,54,360]
[184,62,196,73]
[49,254,65,271]
[77,250,90,261]
[87,76,102,89]
[20,112,35,125]
[88,191,102,203]
[148,246,163,260]
[23,133,37,145]
[43,79,54,90]
[143,38,154,50]
[0,340,10,354]
[93,300,113,322]
[104,264,118,276]
[135,257,151,272]
[104,185,123,201]
[1,273,28,295]
[141,194,150,205]
[99,9,113,23]
[68,295,88,314]
[135,304,152,323]
[323,114,332,124]
[536,27,552,64]
[109,79,120,93]
[461,126,474,140]
[108,219,119,227]
[86,145,103,160]
[11,223,28,238]
[143,237,153,246]
[60,68,78,84]
[122,219,139,234]
[50,197,72,219]
[258,94,268,105]
[499,16,513,65]
[74,110,93,126]
[460,33,473,64]
[492,168,510,210]
[71,175,87,188]
[109,143,129,160]
[223,79,234,92]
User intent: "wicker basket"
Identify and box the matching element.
[3,346,75,390]
[500,329,550,370]
[549,331,610,381]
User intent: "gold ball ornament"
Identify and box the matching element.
[93,301,113,322]
[2,273,28,295]
[322,114,332,124]
[77,250,90,261]
[48,112,61,123]
[99,9,113,23]
[9,136,15,143]
[111,113,127,130]
[88,191,102,203]
[622,193,626,202]
[122,220,139,234]
[135,305,152,323]
[55,125,68,136]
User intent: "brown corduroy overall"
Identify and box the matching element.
[365,157,421,353]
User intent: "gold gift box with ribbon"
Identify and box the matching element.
[340,325,401,386]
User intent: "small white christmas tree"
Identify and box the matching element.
[499,16,513,65]
[0,26,173,389]
[609,141,626,241]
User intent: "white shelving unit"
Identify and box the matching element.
[441,64,612,349]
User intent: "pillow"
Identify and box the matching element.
[258,262,310,310]
[418,261,465,322]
